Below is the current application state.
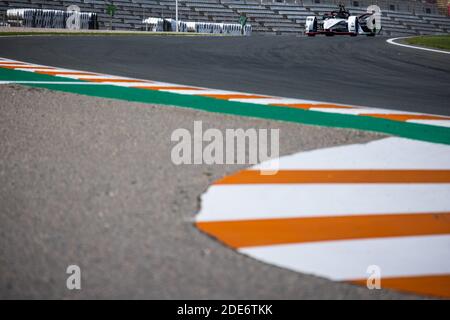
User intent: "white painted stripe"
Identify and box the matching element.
[119,81,162,88]
[85,81,152,86]
[240,235,450,280]
[387,37,450,55]
[158,89,205,94]
[14,68,64,72]
[197,183,450,222]
[252,137,450,170]
[51,74,98,78]
[407,119,450,128]
[228,98,308,105]
[53,75,98,79]
[166,89,240,95]
[131,82,190,88]
[151,88,223,94]
[32,68,90,73]
[195,90,262,96]
[311,107,421,115]
[311,108,373,115]
[310,107,449,121]
[54,75,129,80]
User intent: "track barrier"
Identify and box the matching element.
[143,17,251,35]
[6,8,98,29]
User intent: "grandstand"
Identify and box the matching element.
[0,0,449,35]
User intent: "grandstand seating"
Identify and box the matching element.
[0,0,448,35]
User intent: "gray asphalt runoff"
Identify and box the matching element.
[0,35,449,115]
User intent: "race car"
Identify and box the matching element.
[305,4,378,37]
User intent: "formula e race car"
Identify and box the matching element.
[305,4,379,37]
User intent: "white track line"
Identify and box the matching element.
[387,37,450,55]
[228,98,307,104]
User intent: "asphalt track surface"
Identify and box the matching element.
[0,35,449,115]
[1,35,446,299]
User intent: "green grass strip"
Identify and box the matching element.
[1,67,449,145]
[404,35,450,51]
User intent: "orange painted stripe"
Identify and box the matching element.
[351,274,450,298]
[215,169,450,185]
[83,78,148,83]
[363,114,450,121]
[199,94,271,100]
[138,86,202,90]
[36,71,97,76]
[196,212,450,248]
[270,103,354,110]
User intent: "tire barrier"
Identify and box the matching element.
[6,9,99,29]
[142,17,164,32]
[143,17,251,36]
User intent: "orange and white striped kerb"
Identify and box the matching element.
[196,137,450,298]
[1,57,450,129]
